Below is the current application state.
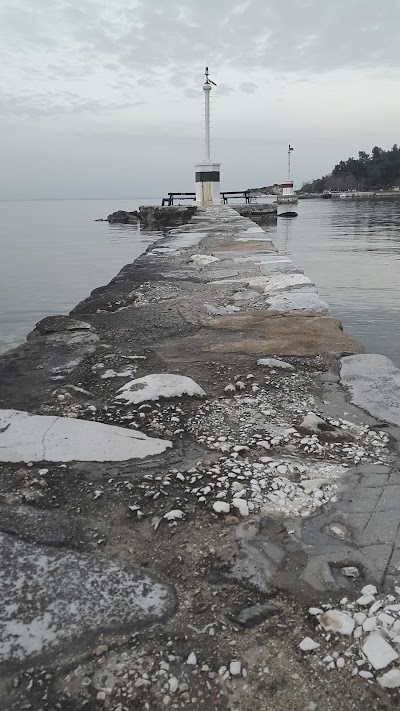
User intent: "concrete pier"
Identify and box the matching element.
[1,206,400,709]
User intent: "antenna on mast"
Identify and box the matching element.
[205,66,217,86]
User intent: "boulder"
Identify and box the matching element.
[107,210,139,224]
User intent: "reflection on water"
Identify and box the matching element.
[269,199,400,366]
[1,198,399,366]
[0,199,161,353]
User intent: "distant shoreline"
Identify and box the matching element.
[298,190,400,200]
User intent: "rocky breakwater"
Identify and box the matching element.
[0,206,400,710]
[232,202,277,226]
[107,205,197,229]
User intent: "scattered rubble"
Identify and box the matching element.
[300,585,400,686]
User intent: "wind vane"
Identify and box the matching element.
[204,66,217,87]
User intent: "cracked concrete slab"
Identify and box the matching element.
[340,354,400,426]
[211,240,276,253]
[0,409,171,462]
[223,455,400,601]
[0,533,176,666]
[265,290,330,314]
[204,313,363,356]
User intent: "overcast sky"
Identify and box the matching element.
[1,0,399,199]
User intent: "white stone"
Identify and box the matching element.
[363,617,377,632]
[378,613,395,627]
[259,257,294,275]
[186,653,197,665]
[362,633,399,670]
[168,677,179,693]
[163,510,184,521]
[0,409,171,463]
[341,567,360,578]
[357,594,376,606]
[266,291,330,315]
[257,440,271,450]
[368,601,382,615]
[378,669,400,688]
[354,612,367,626]
[212,501,230,514]
[299,413,328,434]
[257,358,294,370]
[361,584,378,596]
[231,498,249,517]
[299,637,320,652]
[301,479,329,494]
[319,610,355,636]
[116,374,206,405]
[191,254,220,267]
[309,608,323,616]
[230,661,241,676]
[263,273,313,294]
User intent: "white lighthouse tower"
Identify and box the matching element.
[195,67,221,206]
[277,144,298,217]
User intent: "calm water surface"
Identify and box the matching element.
[0,198,399,366]
[0,199,161,353]
[271,199,400,366]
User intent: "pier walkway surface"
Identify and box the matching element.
[1,206,400,710]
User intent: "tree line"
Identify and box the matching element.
[301,144,400,193]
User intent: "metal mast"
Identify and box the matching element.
[203,67,212,161]
[288,144,294,181]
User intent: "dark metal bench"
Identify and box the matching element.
[161,190,254,206]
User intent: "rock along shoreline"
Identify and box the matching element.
[1,205,400,710]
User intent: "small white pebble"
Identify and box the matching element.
[230,661,241,676]
[168,677,179,693]
[299,637,320,652]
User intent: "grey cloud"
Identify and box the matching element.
[0,91,135,118]
[184,88,201,99]
[217,84,234,96]
[1,0,399,119]
[240,82,258,94]
[0,0,399,199]
[4,2,400,75]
